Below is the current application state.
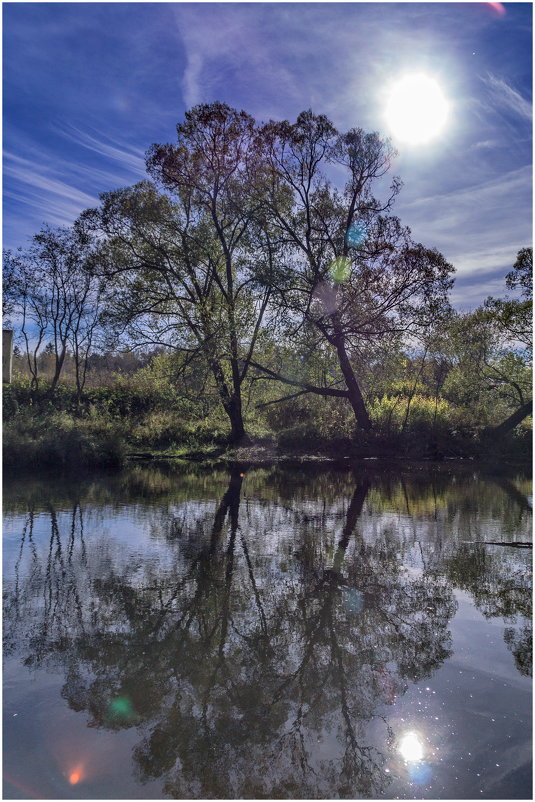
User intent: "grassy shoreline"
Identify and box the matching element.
[3,382,531,474]
[4,430,531,475]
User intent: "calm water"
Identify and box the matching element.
[3,462,532,800]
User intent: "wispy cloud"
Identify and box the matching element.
[172,5,309,117]
[482,72,532,121]
[4,151,98,228]
[450,274,510,310]
[469,139,500,150]
[399,165,532,302]
[57,124,147,176]
[3,130,148,245]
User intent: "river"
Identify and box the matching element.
[3,461,532,799]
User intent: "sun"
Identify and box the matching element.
[385,74,449,145]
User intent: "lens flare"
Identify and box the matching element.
[329,256,351,284]
[312,281,338,314]
[346,222,367,249]
[67,765,85,785]
[409,762,432,785]
[106,695,138,725]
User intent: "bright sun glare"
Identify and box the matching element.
[398,731,424,762]
[385,74,449,145]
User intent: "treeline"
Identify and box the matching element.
[3,103,532,466]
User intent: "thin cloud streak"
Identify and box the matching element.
[451,275,509,310]
[4,154,97,209]
[57,124,147,176]
[482,72,532,122]
[399,165,531,305]
[400,166,531,274]
[3,127,150,245]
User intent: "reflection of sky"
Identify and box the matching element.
[384,591,531,798]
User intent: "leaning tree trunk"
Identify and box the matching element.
[486,399,532,437]
[332,328,372,431]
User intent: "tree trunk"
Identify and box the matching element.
[333,330,372,431]
[332,480,370,574]
[226,395,251,445]
[49,345,67,392]
[486,400,532,437]
[208,357,250,445]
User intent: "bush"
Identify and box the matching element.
[369,394,455,434]
[277,424,324,448]
[3,411,125,471]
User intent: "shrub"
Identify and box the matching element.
[3,410,125,471]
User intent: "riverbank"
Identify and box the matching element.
[4,428,531,476]
[3,385,531,473]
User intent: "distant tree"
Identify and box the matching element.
[3,247,49,390]
[3,226,104,394]
[484,247,532,353]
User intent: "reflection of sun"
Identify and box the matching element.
[385,74,449,145]
[398,731,424,762]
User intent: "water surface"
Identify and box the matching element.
[3,462,532,799]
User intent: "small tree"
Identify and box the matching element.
[3,248,49,390]
[3,225,104,393]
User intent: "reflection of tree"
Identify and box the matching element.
[4,467,461,798]
[444,542,532,676]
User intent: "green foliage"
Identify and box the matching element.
[264,393,355,440]
[3,410,125,471]
[368,393,471,435]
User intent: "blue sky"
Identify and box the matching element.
[3,2,532,308]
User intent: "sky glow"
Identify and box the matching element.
[3,2,532,309]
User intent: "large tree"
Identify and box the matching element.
[84,103,281,443]
[252,111,454,430]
